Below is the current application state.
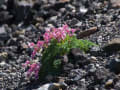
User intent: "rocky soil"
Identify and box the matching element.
[1,0,120,90]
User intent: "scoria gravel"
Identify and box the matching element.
[0,0,120,90]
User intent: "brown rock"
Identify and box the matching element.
[103,38,120,52]
[59,0,70,3]
[111,0,120,7]
[21,43,28,49]
[77,27,98,39]
[105,79,113,87]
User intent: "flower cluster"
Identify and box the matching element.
[43,24,76,44]
[23,41,44,79]
[23,60,40,79]
[23,24,76,79]
[30,41,44,59]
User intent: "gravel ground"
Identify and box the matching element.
[0,0,120,90]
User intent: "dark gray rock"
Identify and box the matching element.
[0,26,10,41]
[0,0,7,5]
[108,58,120,74]
[63,63,74,72]
[69,69,87,81]
[0,11,13,22]
[69,48,86,60]
[89,46,101,56]
[103,38,120,53]
[0,26,6,34]
[87,64,96,73]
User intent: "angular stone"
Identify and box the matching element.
[59,0,70,3]
[108,58,120,73]
[103,38,120,52]
[0,26,6,34]
[0,26,10,41]
[111,0,120,7]
[0,0,7,5]
[36,83,65,90]
[77,27,98,39]
[0,11,13,22]
[105,79,113,87]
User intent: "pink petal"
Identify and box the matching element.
[29,42,35,48]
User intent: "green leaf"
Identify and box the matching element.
[53,59,62,69]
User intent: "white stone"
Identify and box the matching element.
[80,7,88,14]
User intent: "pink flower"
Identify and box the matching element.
[30,63,37,69]
[26,60,30,65]
[71,29,76,33]
[43,24,76,44]
[29,42,35,48]
[63,24,69,30]
[26,63,40,78]
[34,70,39,79]
[31,50,37,59]
[43,32,50,43]
[22,60,30,67]
[37,41,44,48]
[71,29,76,36]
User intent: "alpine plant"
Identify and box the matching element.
[23,24,96,79]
